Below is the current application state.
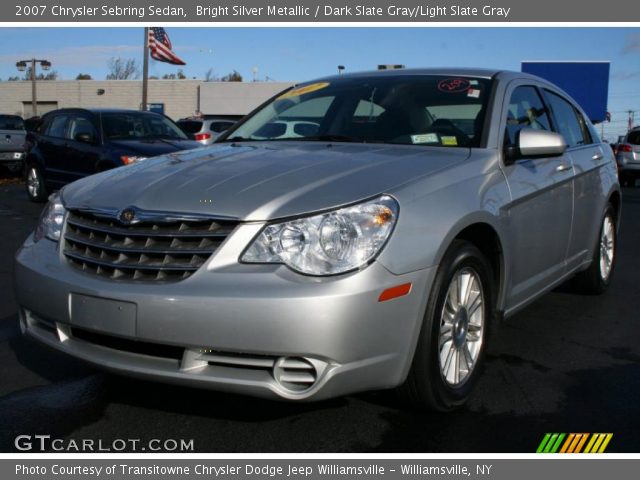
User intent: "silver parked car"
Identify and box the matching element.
[14,69,620,410]
[616,127,640,186]
[0,114,26,173]
[177,117,236,145]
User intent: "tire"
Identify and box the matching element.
[25,164,48,203]
[399,240,494,411]
[574,205,617,294]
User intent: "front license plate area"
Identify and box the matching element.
[70,293,137,337]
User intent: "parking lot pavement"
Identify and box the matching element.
[0,181,639,453]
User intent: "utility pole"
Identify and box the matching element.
[628,110,636,132]
[16,58,52,118]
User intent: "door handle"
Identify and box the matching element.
[555,163,572,173]
[592,153,604,161]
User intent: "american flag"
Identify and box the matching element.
[148,27,185,65]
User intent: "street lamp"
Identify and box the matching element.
[16,58,52,117]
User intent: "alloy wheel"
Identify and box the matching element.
[438,267,485,386]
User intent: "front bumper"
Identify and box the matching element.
[14,227,434,401]
[0,152,24,168]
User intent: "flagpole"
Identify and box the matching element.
[142,27,149,111]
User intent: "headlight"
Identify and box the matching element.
[34,193,66,242]
[241,195,399,275]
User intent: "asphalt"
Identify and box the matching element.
[1,172,639,453]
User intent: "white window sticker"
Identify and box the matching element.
[467,89,481,98]
[411,133,439,144]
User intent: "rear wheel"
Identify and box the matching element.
[25,165,48,203]
[399,240,494,411]
[575,205,617,294]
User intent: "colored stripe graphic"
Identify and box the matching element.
[537,433,612,453]
[536,433,552,453]
[574,433,589,453]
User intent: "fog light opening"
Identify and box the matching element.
[272,357,318,392]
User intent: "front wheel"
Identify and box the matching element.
[25,165,48,203]
[399,240,494,411]
[575,205,617,294]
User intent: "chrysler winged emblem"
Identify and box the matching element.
[119,207,136,224]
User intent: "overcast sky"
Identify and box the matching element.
[0,27,638,140]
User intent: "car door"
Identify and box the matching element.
[38,113,70,189]
[542,89,608,272]
[499,83,574,310]
[64,115,102,182]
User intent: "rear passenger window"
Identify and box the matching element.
[210,122,233,133]
[504,86,552,146]
[46,115,68,138]
[544,91,588,148]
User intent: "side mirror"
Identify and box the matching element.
[75,132,95,144]
[505,128,567,163]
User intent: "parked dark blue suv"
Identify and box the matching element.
[24,108,200,202]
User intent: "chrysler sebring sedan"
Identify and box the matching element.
[14,69,620,410]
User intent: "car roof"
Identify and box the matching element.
[304,67,551,85]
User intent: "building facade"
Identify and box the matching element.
[0,80,294,120]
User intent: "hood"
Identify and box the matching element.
[62,142,470,221]
[108,138,200,156]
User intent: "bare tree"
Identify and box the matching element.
[204,68,217,82]
[21,67,58,80]
[162,69,187,80]
[220,70,243,82]
[106,57,140,80]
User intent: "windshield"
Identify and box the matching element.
[101,112,188,141]
[224,75,492,147]
[0,115,25,131]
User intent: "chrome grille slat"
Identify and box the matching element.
[63,210,237,282]
[65,233,215,255]
[66,216,231,238]
[64,251,201,271]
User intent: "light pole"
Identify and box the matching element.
[16,58,52,118]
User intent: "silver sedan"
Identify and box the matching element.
[14,69,620,410]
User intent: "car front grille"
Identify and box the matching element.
[63,209,237,282]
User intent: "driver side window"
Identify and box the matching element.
[67,117,97,142]
[505,86,552,146]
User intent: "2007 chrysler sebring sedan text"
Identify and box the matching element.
[14,69,620,410]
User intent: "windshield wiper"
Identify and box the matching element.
[218,136,257,143]
[295,134,362,143]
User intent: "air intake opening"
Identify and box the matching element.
[272,357,318,392]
